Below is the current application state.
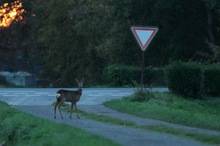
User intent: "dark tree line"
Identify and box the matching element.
[0,0,220,87]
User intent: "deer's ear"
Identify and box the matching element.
[76,78,79,83]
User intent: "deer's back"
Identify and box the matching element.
[57,89,82,102]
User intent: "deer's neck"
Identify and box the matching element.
[78,88,82,95]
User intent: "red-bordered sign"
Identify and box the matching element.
[131,26,159,51]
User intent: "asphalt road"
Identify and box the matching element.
[0,88,168,106]
[0,88,210,146]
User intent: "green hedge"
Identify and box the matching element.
[166,61,220,98]
[102,64,165,87]
[0,75,7,85]
[204,65,220,96]
[165,62,203,98]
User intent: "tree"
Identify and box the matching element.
[26,0,220,87]
[0,0,31,71]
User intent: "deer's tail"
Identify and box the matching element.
[56,93,61,101]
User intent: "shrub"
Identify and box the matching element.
[102,64,137,86]
[102,64,165,87]
[0,75,7,85]
[151,67,166,86]
[166,61,220,98]
[204,65,220,96]
[165,61,204,98]
[124,88,155,102]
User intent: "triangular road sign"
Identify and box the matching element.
[131,26,158,51]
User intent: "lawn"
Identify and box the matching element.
[0,101,120,146]
[104,91,220,131]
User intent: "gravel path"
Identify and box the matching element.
[13,105,209,146]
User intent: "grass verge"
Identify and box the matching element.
[80,110,135,127]
[78,108,220,145]
[140,125,220,145]
[104,91,220,131]
[80,109,220,145]
[0,101,120,146]
[52,99,220,145]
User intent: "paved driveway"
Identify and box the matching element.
[0,88,168,105]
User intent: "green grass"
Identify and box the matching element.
[0,101,120,146]
[80,110,136,127]
[66,106,220,145]
[0,84,6,88]
[140,125,220,145]
[53,99,220,145]
[104,92,220,131]
[56,103,135,126]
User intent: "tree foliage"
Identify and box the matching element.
[1,0,220,87]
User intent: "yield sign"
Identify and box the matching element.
[131,26,158,51]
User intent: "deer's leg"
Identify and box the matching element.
[74,103,80,119]
[54,101,60,119]
[70,102,74,119]
[58,101,64,119]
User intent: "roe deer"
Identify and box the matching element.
[54,78,84,119]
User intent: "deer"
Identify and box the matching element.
[54,78,84,119]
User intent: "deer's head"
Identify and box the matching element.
[76,78,84,89]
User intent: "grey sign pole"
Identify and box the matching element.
[141,51,144,87]
[131,26,159,88]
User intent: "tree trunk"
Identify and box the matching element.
[203,0,215,43]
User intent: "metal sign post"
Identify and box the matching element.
[141,51,145,87]
[131,26,159,88]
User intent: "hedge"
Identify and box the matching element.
[204,65,220,96]
[102,64,165,87]
[0,75,7,85]
[165,61,220,98]
[165,62,204,98]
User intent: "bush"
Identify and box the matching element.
[102,64,165,87]
[102,64,137,86]
[166,61,220,98]
[151,67,166,86]
[204,65,220,96]
[124,88,155,102]
[0,75,7,85]
[165,61,204,98]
